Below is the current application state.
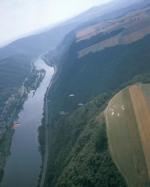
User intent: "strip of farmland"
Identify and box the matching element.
[105,84,150,187]
[129,85,150,179]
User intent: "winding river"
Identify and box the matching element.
[1,58,54,187]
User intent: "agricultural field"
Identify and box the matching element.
[76,6,150,58]
[105,83,150,187]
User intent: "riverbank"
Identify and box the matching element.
[1,58,54,187]
[0,90,28,183]
[38,64,57,187]
[0,59,47,184]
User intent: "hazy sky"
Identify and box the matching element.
[0,0,113,47]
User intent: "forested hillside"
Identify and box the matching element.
[43,94,127,187]
[0,55,31,112]
[46,34,150,120]
[41,17,150,186]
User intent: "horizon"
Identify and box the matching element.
[0,0,113,48]
[0,0,150,186]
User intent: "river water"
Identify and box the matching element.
[1,58,54,187]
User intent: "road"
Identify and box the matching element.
[39,65,56,187]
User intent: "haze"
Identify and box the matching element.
[0,0,113,47]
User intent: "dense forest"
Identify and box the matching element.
[40,93,127,187]
[0,55,31,113]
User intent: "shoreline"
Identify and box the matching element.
[0,59,47,185]
[38,62,56,187]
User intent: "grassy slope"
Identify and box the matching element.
[105,86,149,187]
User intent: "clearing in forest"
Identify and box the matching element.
[105,83,150,187]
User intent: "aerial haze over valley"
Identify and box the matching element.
[0,0,150,187]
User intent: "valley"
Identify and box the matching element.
[0,1,150,187]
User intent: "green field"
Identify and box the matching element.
[105,84,150,187]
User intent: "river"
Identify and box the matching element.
[1,58,54,187]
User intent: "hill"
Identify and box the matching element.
[0,0,147,60]
[0,55,31,117]
[0,0,150,186]
[40,2,150,187]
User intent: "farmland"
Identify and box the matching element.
[76,6,150,58]
[105,83,150,187]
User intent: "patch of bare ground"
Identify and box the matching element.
[129,85,150,179]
